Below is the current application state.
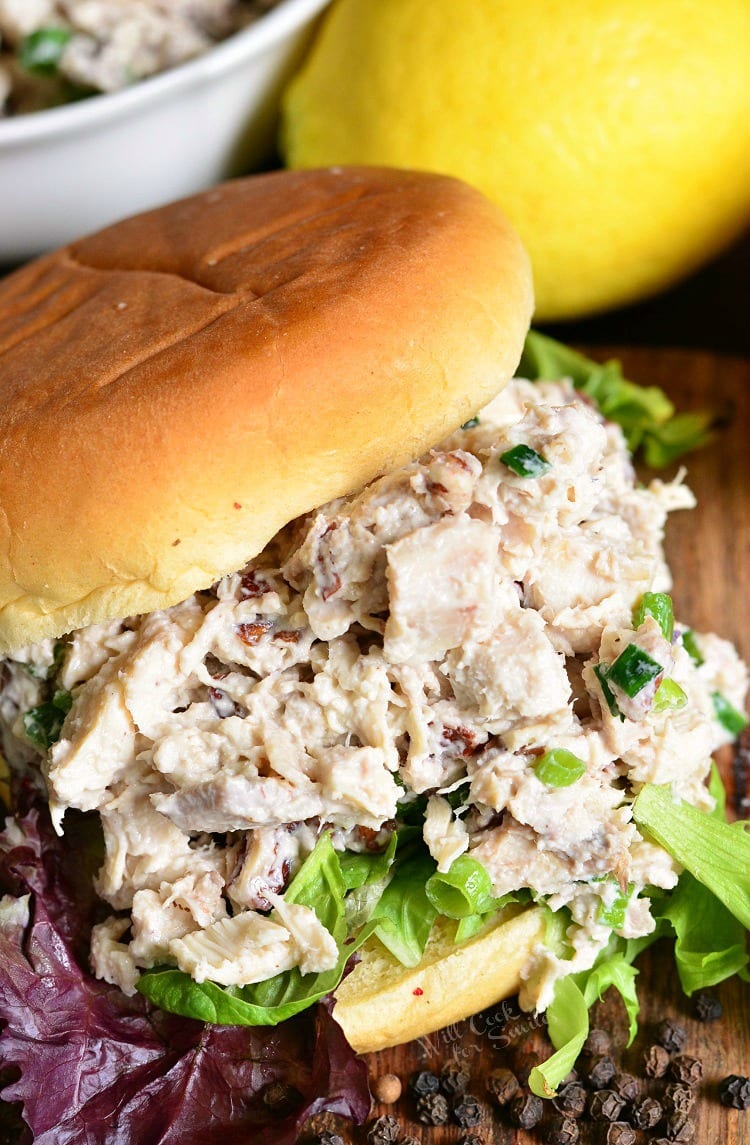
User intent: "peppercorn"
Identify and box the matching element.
[664,1112,695,1141]
[311,1132,345,1145]
[452,1093,482,1128]
[719,1074,750,1109]
[440,1061,471,1096]
[409,1069,440,1096]
[415,1091,450,1126]
[583,1054,617,1090]
[606,1125,636,1145]
[588,1089,625,1123]
[583,1028,612,1057]
[663,1082,695,1116]
[371,1074,402,1104]
[693,991,723,1022]
[630,1095,663,1130]
[669,1055,703,1087]
[544,1112,579,1144]
[366,1114,401,1145]
[643,1044,671,1078]
[486,1067,519,1107]
[611,1072,640,1103]
[656,1019,688,1054]
[508,1092,544,1130]
[553,1082,587,1118]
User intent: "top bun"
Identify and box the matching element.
[0,167,532,655]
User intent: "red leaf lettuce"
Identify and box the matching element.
[0,791,370,1144]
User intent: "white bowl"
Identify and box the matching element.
[0,0,329,265]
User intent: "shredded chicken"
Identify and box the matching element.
[0,378,746,1002]
[0,0,276,116]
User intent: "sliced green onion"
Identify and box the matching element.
[607,644,662,698]
[500,443,551,478]
[593,664,623,720]
[19,27,72,75]
[461,416,480,429]
[534,748,586,788]
[425,854,495,918]
[652,678,688,713]
[682,629,704,666]
[22,689,72,751]
[632,592,674,641]
[711,692,748,738]
[597,882,634,929]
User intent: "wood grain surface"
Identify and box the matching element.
[354,347,750,1145]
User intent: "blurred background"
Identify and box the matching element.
[0,0,748,357]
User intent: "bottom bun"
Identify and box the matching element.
[333,905,546,1053]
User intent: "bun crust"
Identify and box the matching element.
[334,906,546,1053]
[0,167,532,654]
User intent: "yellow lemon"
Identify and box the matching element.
[281,0,750,320]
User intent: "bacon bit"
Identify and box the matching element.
[237,619,273,646]
[413,988,424,996]
[233,502,242,510]
[427,481,449,495]
[239,570,269,599]
[275,630,301,644]
[441,724,479,757]
[446,450,474,473]
[352,825,383,853]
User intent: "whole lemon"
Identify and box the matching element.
[281,0,750,321]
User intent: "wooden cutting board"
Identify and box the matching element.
[363,347,750,1145]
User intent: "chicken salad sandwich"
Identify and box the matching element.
[0,166,747,1141]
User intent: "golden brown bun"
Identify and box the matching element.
[334,906,546,1053]
[0,167,532,655]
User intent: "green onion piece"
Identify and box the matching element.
[425,854,495,918]
[22,689,72,751]
[652,678,688,713]
[711,692,748,738]
[461,416,480,429]
[19,27,72,75]
[607,644,662,698]
[534,748,586,788]
[500,443,551,478]
[681,629,704,666]
[632,592,674,641]
[597,882,634,929]
[593,664,623,719]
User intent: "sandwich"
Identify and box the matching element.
[0,166,747,1140]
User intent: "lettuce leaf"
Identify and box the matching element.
[519,330,715,464]
[658,873,749,994]
[367,843,437,967]
[139,831,352,1025]
[528,942,642,1098]
[635,774,750,993]
[529,975,589,1098]
[0,798,370,1143]
[632,783,750,930]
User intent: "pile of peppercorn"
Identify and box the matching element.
[300,987,750,1143]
